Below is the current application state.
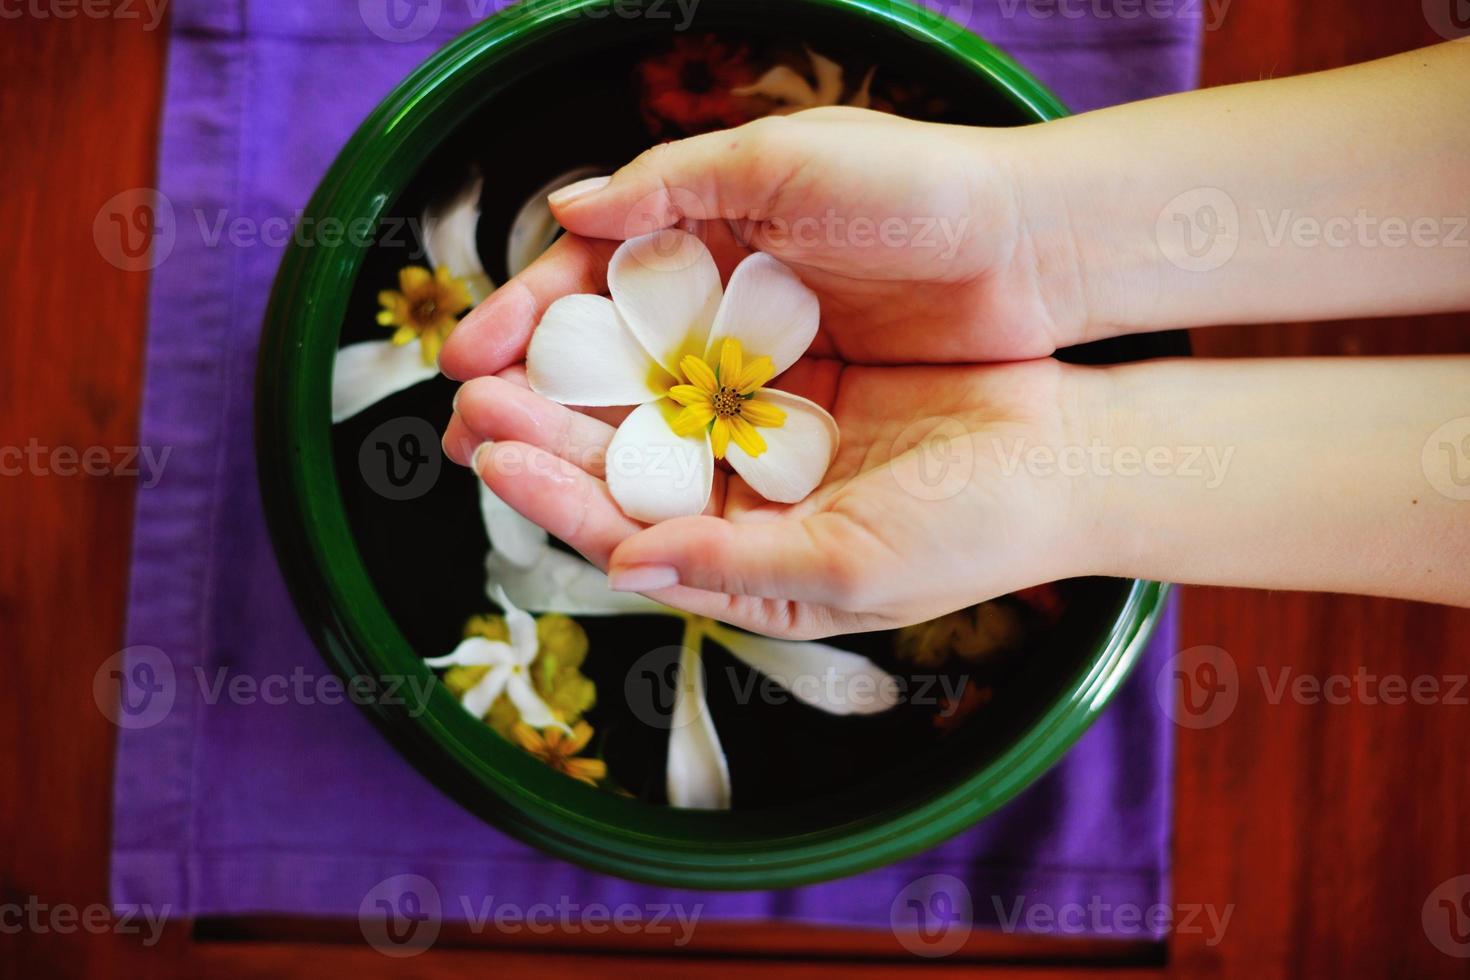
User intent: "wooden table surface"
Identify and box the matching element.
[3,2,1467,977]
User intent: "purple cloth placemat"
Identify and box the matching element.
[112,0,1198,939]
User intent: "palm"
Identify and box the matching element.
[697,358,1073,635]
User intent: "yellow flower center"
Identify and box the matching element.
[375,264,474,366]
[666,338,786,459]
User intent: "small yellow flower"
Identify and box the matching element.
[376,265,473,366]
[667,338,786,458]
[511,721,608,787]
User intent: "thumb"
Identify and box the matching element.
[547,120,793,241]
[606,513,875,608]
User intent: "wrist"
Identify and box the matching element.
[989,122,1152,349]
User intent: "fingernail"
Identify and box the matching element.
[548,175,611,208]
[608,563,679,592]
[472,441,495,472]
[452,384,466,413]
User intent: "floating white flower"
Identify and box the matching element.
[423,587,569,733]
[525,229,839,523]
[331,167,597,423]
[732,47,874,114]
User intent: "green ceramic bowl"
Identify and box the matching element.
[258,0,1176,889]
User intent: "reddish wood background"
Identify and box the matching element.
[2,2,1466,976]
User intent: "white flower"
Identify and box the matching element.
[733,47,874,114]
[331,167,597,424]
[525,229,839,523]
[423,587,569,733]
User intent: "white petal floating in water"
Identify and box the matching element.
[505,672,570,733]
[331,338,440,423]
[487,548,670,617]
[423,170,493,304]
[705,251,819,378]
[478,480,548,570]
[605,401,715,523]
[706,622,901,716]
[423,635,516,669]
[723,389,838,504]
[666,645,732,810]
[607,230,721,377]
[491,585,540,664]
[526,294,670,407]
[460,664,513,720]
[506,165,602,279]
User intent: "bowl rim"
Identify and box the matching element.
[257,0,1171,890]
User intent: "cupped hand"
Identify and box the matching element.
[439,108,1089,382]
[444,354,1103,640]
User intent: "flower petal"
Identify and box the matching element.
[505,673,570,732]
[424,636,515,669]
[487,548,669,616]
[724,390,837,504]
[731,64,817,104]
[460,664,513,719]
[605,401,714,523]
[705,622,901,716]
[667,646,731,809]
[331,339,439,423]
[705,252,818,379]
[526,294,670,406]
[738,397,786,428]
[506,165,602,279]
[479,481,548,569]
[422,172,493,303]
[490,586,539,663]
[608,230,722,377]
[667,384,713,407]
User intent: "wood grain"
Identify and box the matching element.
[2,1,1466,977]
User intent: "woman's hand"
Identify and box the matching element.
[439,108,1094,379]
[444,356,1104,639]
